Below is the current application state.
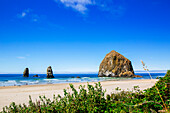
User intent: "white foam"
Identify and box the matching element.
[43,79,59,81]
[67,78,82,82]
[6,80,16,83]
[3,80,18,86]
[29,80,39,84]
[20,80,29,83]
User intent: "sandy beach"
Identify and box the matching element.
[0,79,158,111]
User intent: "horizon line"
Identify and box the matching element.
[0,70,168,74]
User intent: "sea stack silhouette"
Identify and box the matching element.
[33,74,39,77]
[98,50,139,77]
[23,68,29,77]
[47,66,54,78]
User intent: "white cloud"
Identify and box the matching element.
[56,0,125,16]
[17,9,40,22]
[21,12,26,17]
[17,56,26,59]
[56,0,95,13]
[18,9,31,18]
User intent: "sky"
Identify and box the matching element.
[0,0,170,73]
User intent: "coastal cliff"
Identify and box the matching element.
[98,50,135,77]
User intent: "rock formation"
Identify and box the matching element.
[47,66,54,78]
[98,50,137,77]
[33,74,39,77]
[23,68,29,77]
[134,75,143,78]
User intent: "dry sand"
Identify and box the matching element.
[0,79,158,111]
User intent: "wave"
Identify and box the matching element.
[67,78,82,82]
[6,80,16,83]
[0,72,166,86]
[43,79,59,81]
[29,80,40,84]
[4,80,17,84]
[20,80,29,83]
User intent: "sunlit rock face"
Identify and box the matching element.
[47,66,54,78]
[23,68,29,77]
[98,50,135,77]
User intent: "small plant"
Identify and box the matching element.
[141,60,152,79]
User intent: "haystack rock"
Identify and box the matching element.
[47,66,54,78]
[98,50,136,77]
[23,68,29,77]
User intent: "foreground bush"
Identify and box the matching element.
[1,71,170,113]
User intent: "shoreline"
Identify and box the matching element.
[0,78,140,89]
[0,78,136,88]
[0,78,156,88]
[0,72,166,87]
[0,79,158,111]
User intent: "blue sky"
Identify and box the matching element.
[0,0,170,73]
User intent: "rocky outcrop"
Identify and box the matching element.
[134,75,143,78]
[47,66,54,78]
[23,68,29,77]
[119,71,134,77]
[98,50,137,77]
[33,74,39,77]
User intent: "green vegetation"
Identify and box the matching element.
[1,71,170,113]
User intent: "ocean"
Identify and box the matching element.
[0,72,166,86]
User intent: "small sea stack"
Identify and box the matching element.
[47,66,54,78]
[98,50,141,77]
[33,74,39,77]
[23,68,29,77]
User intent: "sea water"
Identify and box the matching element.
[0,72,166,86]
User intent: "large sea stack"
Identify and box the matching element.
[23,68,29,77]
[47,66,54,78]
[98,50,136,77]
